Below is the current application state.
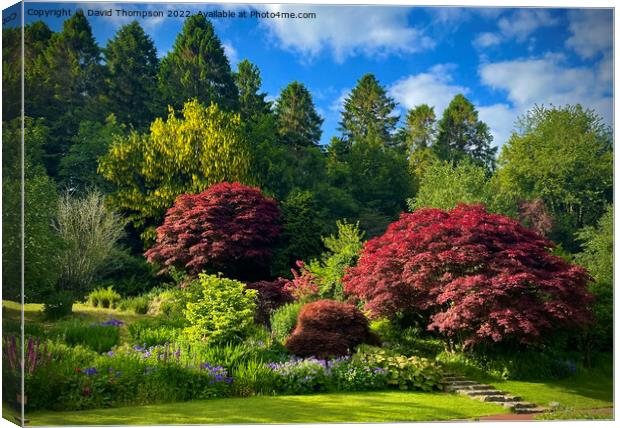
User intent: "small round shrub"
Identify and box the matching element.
[183,274,257,343]
[43,291,74,319]
[88,287,121,309]
[246,278,294,326]
[285,299,380,358]
[270,302,302,342]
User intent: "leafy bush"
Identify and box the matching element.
[88,286,121,308]
[270,302,302,343]
[230,359,278,397]
[246,278,294,326]
[355,347,442,391]
[285,299,380,358]
[54,319,121,353]
[128,317,185,347]
[117,295,150,314]
[183,274,257,343]
[42,291,75,320]
[145,182,281,281]
[344,204,593,349]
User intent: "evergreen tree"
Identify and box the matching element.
[275,81,323,148]
[234,59,271,120]
[104,21,159,130]
[404,104,436,152]
[339,74,398,145]
[32,9,104,176]
[434,94,496,170]
[2,26,21,121]
[158,14,238,113]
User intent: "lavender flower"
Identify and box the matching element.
[84,367,98,375]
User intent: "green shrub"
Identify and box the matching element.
[330,358,389,391]
[270,302,302,342]
[268,358,331,394]
[183,274,257,344]
[88,286,121,308]
[230,359,278,397]
[128,317,185,347]
[54,319,121,353]
[355,346,443,391]
[118,295,150,314]
[43,291,74,320]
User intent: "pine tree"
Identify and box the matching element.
[405,104,436,152]
[434,94,496,170]
[104,21,159,130]
[158,14,238,113]
[339,74,398,145]
[32,9,104,176]
[275,81,323,148]
[234,59,271,120]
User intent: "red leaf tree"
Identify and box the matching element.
[145,182,281,281]
[343,204,593,348]
[285,299,380,358]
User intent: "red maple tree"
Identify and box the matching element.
[343,204,593,347]
[145,182,281,281]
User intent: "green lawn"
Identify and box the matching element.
[26,391,508,425]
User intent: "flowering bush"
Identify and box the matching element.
[344,204,593,348]
[330,358,388,391]
[145,182,281,280]
[285,261,320,302]
[267,358,331,394]
[285,299,380,358]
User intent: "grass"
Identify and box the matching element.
[462,358,613,410]
[536,407,613,420]
[26,391,508,425]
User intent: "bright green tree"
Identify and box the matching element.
[576,205,613,350]
[184,274,257,343]
[339,74,398,145]
[104,21,159,129]
[99,100,253,237]
[435,94,496,170]
[275,81,323,148]
[158,14,238,113]
[235,59,271,120]
[497,104,612,250]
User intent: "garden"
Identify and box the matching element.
[2,8,614,425]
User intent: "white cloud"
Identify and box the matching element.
[389,64,469,116]
[478,103,517,148]
[222,41,239,66]
[566,9,613,59]
[473,32,502,48]
[479,54,613,144]
[473,9,559,49]
[330,88,350,113]
[257,5,434,62]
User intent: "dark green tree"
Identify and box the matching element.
[339,74,398,145]
[435,94,496,170]
[158,14,238,113]
[234,59,271,120]
[275,81,323,148]
[32,9,104,176]
[2,26,21,120]
[104,21,159,130]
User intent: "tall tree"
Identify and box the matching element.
[275,81,323,148]
[104,21,159,130]
[434,94,496,170]
[158,14,238,113]
[339,74,398,145]
[497,104,612,250]
[234,59,271,120]
[32,9,104,176]
[405,104,436,151]
[99,99,253,240]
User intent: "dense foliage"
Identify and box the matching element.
[245,279,294,326]
[145,182,281,280]
[285,300,380,358]
[344,204,593,348]
[183,274,258,343]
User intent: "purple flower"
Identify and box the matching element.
[225,377,233,384]
[133,345,144,352]
[107,351,115,357]
[84,367,98,375]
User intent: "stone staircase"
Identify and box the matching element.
[443,373,548,415]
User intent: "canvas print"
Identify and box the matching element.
[1,0,614,425]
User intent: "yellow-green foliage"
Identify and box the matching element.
[98,99,253,232]
[184,274,258,344]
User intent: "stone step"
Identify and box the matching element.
[443,376,468,382]
[447,380,479,386]
[513,407,548,415]
[461,389,510,397]
[479,395,518,403]
[446,384,495,392]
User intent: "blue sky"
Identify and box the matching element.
[6,2,614,147]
